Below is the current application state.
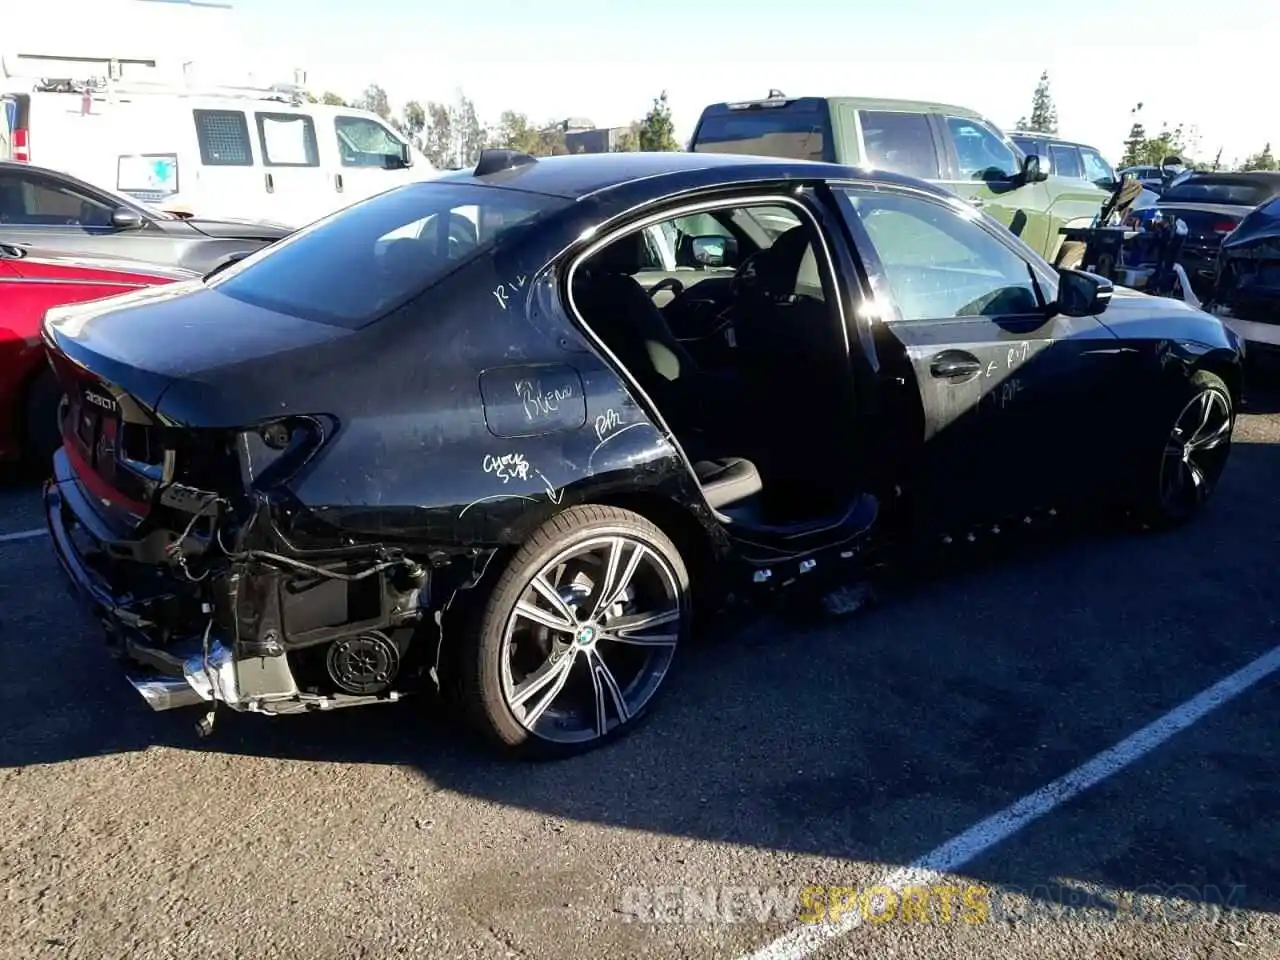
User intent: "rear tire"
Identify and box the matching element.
[459,505,690,759]
[1130,369,1233,530]
[23,368,63,471]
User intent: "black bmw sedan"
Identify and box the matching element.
[41,149,1244,757]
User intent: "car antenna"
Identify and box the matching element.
[474,149,538,177]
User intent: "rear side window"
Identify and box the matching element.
[1049,144,1083,179]
[944,117,1018,180]
[255,113,319,167]
[193,109,254,166]
[691,102,827,162]
[208,182,565,328]
[859,111,940,180]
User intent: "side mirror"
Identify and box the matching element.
[689,235,738,267]
[1055,267,1113,316]
[1020,153,1049,183]
[111,207,145,230]
[384,142,412,170]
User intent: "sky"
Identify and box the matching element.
[11,0,1276,166]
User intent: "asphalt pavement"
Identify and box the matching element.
[2,379,1279,960]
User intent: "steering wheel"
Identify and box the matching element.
[648,277,684,301]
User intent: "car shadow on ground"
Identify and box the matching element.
[3,440,1279,924]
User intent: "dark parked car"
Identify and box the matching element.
[1212,194,1280,350]
[1139,171,1280,295]
[43,150,1243,758]
[0,160,292,274]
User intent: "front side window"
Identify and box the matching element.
[334,116,406,168]
[209,182,564,328]
[944,117,1018,181]
[256,113,320,167]
[0,173,115,226]
[861,111,941,180]
[193,109,254,166]
[1080,148,1115,186]
[1049,144,1083,179]
[840,188,1042,321]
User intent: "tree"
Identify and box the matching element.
[1014,71,1058,134]
[1210,146,1224,172]
[320,91,348,107]
[398,100,426,150]
[1120,103,1148,167]
[489,110,542,154]
[421,101,453,167]
[453,94,486,167]
[638,91,679,152]
[612,123,641,153]
[1240,143,1277,172]
[354,83,391,120]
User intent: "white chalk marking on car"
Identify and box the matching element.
[0,527,48,544]
[738,642,1280,960]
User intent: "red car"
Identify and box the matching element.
[1,243,196,464]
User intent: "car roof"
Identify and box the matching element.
[437,150,952,202]
[698,95,984,120]
[1010,132,1098,150]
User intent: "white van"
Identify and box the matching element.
[1,84,437,227]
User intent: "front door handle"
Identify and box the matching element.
[967,196,985,208]
[930,350,982,380]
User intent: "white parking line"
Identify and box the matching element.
[740,642,1280,960]
[0,527,47,544]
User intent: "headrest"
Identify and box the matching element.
[590,231,648,276]
[752,225,814,296]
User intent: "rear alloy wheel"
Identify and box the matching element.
[463,505,689,758]
[1138,370,1233,528]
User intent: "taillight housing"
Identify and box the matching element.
[1212,220,1238,235]
[12,128,29,163]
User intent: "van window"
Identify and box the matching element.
[859,111,940,179]
[209,181,565,328]
[194,109,254,166]
[335,116,404,167]
[691,102,827,162]
[255,113,319,167]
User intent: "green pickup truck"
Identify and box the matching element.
[689,95,1109,264]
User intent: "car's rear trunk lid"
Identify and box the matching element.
[42,281,354,534]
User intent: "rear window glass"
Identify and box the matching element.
[691,103,827,162]
[209,182,564,328]
[1161,178,1278,207]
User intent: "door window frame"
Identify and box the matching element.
[827,180,1059,325]
[855,109,945,181]
[1048,143,1084,180]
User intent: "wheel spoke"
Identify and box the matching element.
[600,608,681,646]
[1193,389,1214,437]
[530,574,578,628]
[1189,414,1231,452]
[1187,459,1208,500]
[512,651,576,725]
[590,537,645,620]
[587,648,629,736]
[514,598,575,634]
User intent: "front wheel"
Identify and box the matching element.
[1132,369,1234,529]
[460,505,690,758]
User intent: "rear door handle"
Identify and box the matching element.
[264,172,274,193]
[334,173,344,193]
[929,350,982,380]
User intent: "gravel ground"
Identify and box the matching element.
[1,377,1278,960]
